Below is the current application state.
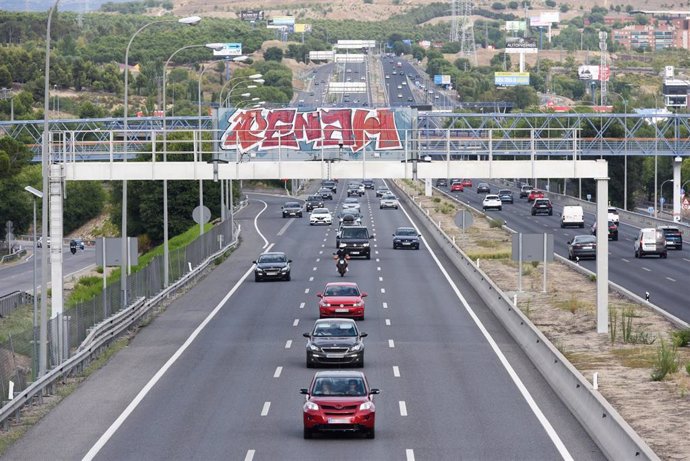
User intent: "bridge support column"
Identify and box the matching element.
[596,175,609,334]
[673,156,682,222]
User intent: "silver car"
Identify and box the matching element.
[379,193,399,209]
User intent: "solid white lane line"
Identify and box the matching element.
[393,366,400,377]
[406,449,415,461]
[274,367,283,378]
[382,302,388,309]
[305,288,310,294]
[397,203,573,460]
[388,339,395,348]
[244,450,255,461]
[276,218,294,237]
[299,302,305,309]
[285,340,292,349]
[253,200,270,249]
[642,267,651,272]
[261,402,271,416]
[666,277,677,282]
[378,276,383,282]
[381,288,386,294]
[399,401,408,416]
[385,319,391,326]
[293,319,299,326]
[309,276,314,282]
[82,244,275,461]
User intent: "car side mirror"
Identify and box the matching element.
[370,235,375,239]
[370,389,380,395]
[418,234,421,237]
[300,388,309,395]
[303,332,310,338]
[359,332,368,338]
[567,240,571,245]
[361,292,368,298]
[288,259,292,263]
[317,293,323,298]
[251,260,257,264]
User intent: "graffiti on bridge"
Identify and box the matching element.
[220,108,404,153]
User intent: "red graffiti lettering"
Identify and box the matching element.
[352,109,402,152]
[222,109,267,151]
[263,109,298,149]
[294,111,322,144]
[320,109,354,148]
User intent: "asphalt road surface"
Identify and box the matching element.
[4,184,604,460]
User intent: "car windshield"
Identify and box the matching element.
[341,228,369,239]
[312,377,366,396]
[382,194,396,200]
[324,285,360,297]
[313,322,357,337]
[344,198,358,203]
[313,208,329,214]
[258,254,286,263]
[574,236,596,244]
[284,202,300,208]
[396,228,417,236]
[308,196,320,201]
[499,190,511,195]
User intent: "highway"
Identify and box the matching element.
[436,179,690,324]
[0,245,95,297]
[5,184,603,460]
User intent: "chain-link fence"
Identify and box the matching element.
[0,217,235,398]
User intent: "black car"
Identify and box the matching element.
[303,319,367,368]
[305,195,324,212]
[362,179,375,190]
[567,235,597,260]
[321,180,337,194]
[591,221,618,241]
[317,187,333,200]
[531,198,553,216]
[435,178,448,187]
[337,226,374,259]
[392,226,421,250]
[282,201,303,218]
[498,189,514,204]
[476,183,491,194]
[658,226,683,250]
[253,252,292,282]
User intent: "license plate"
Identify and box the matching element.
[328,418,351,424]
[335,308,349,313]
[402,242,411,245]
[266,271,278,275]
[350,251,360,255]
[582,246,592,250]
[326,354,345,359]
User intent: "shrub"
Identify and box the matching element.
[686,362,690,376]
[488,218,503,228]
[651,338,678,381]
[671,329,690,347]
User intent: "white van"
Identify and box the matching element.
[561,205,584,228]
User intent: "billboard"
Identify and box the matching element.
[294,23,312,33]
[213,43,242,57]
[530,16,550,27]
[219,108,410,153]
[577,65,610,81]
[494,72,530,86]
[540,12,560,23]
[269,16,295,26]
[239,10,264,21]
[505,21,527,31]
[505,40,538,53]
[309,50,335,60]
[434,75,451,85]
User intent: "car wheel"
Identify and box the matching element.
[498,207,502,211]
[662,252,667,259]
[306,353,314,368]
[414,244,419,250]
[299,213,303,218]
[613,236,618,241]
[548,211,553,216]
[679,245,683,251]
[356,354,364,368]
[254,275,261,282]
[393,244,397,249]
[310,222,314,226]
[568,252,572,260]
[304,427,313,439]
[380,206,383,209]
[365,428,375,439]
[366,253,371,260]
[285,273,291,281]
[357,316,364,321]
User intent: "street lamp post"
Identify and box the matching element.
[122,15,201,306]
[0,88,15,121]
[162,43,222,287]
[24,186,43,380]
[219,74,263,108]
[609,91,628,210]
[660,179,673,213]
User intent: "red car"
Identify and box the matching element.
[450,181,464,192]
[301,370,380,439]
[527,190,545,202]
[461,179,472,187]
[317,282,367,320]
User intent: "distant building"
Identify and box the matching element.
[612,19,688,50]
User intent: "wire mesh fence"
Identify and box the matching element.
[0,217,234,399]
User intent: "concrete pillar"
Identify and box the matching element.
[596,174,609,334]
[673,156,682,222]
[49,163,64,362]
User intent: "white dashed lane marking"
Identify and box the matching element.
[378,276,383,282]
[642,267,651,272]
[393,366,400,377]
[305,288,310,294]
[666,277,676,282]
[245,450,255,461]
[382,302,388,309]
[285,340,292,349]
[293,319,299,327]
[309,276,314,282]
[381,288,386,294]
[621,258,630,263]
[377,266,381,271]
[260,402,271,416]
[388,339,395,348]
[406,449,415,461]
[273,367,282,378]
[385,319,391,326]
[299,302,305,309]
[399,401,408,416]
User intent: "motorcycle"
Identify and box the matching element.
[333,253,350,277]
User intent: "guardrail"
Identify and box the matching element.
[393,181,659,460]
[0,224,242,430]
[0,292,33,318]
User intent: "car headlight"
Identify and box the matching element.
[350,343,363,352]
[393,238,401,243]
[321,302,331,307]
[308,343,320,351]
[280,267,289,272]
[255,269,264,273]
[362,243,370,247]
[339,243,347,248]
[304,401,319,411]
[353,301,363,307]
[359,401,373,411]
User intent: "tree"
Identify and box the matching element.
[264,47,284,62]
[491,2,506,10]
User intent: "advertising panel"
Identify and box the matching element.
[294,23,312,33]
[494,72,530,86]
[434,75,451,85]
[239,10,264,21]
[505,21,527,31]
[530,16,550,27]
[505,40,538,53]
[540,11,560,23]
[212,43,242,57]
[577,65,610,81]
[270,16,295,26]
[309,51,335,60]
[218,108,411,153]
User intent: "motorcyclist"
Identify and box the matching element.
[334,247,349,274]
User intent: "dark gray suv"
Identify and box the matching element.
[336,226,374,259]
